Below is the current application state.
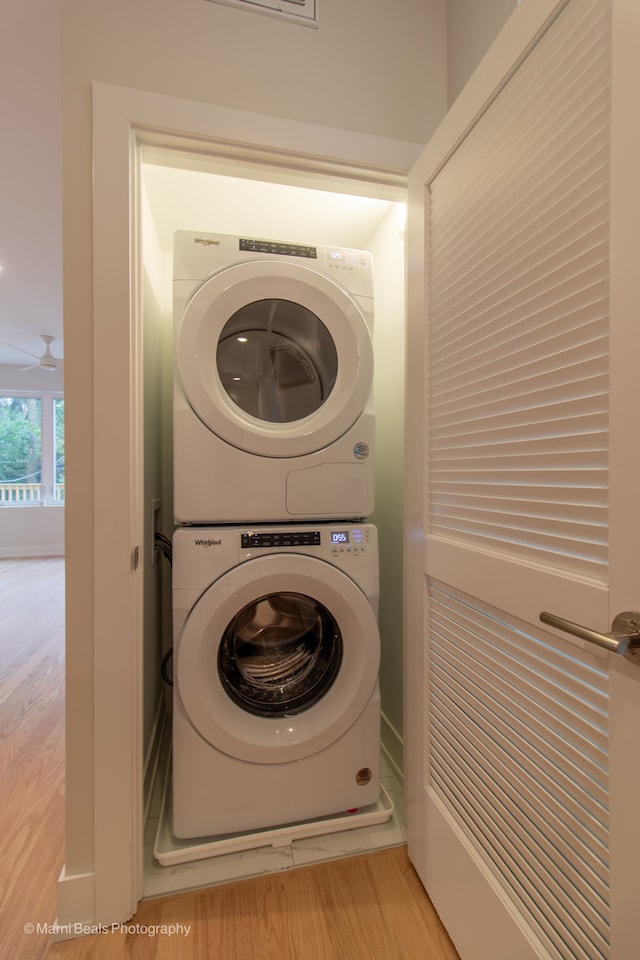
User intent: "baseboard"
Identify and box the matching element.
[380,711,404,785]
[0,546,64,558]
[53,868,95,940]
[52,700,166,936]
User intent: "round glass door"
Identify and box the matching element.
[176,259,373,457]
[175,553,380,764]
[218,591,342,717]
[217,300,338,424]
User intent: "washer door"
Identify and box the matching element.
[175,554,380,764]
[176,260,373,457]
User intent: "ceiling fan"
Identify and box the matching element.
[0,334,60,371]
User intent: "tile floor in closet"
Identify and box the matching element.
[143,723,406,899]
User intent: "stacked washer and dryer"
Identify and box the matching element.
[171,231,381,839]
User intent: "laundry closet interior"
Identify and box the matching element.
[139,147,408,897]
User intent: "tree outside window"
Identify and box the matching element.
[54,397,65,492]
[0,393,64,503]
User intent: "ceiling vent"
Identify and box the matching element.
[205,0,318,27]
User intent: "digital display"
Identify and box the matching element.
[331,531,349,544]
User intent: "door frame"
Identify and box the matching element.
[65,82,417,925]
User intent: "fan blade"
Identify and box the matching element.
[0,340,40,360]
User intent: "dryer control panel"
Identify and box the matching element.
[239,238,317,258]
[237,236,372,295]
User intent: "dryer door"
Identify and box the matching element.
[175,260,373,457]
[175,554,380,764]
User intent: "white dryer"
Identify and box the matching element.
[172,523,380,839]
[173,231,375,524]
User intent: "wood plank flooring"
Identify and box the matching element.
[1,558,460,960]
[0,557,66,960]
[49,846,460,960]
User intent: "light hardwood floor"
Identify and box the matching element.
[49,846,460,960]
[0,557,66,960]
[1,557,459,960]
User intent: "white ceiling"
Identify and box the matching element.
[141,162,399,314]
[0,4,63,368]
[142,164,398,255]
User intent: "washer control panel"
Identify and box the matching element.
[173,524,378,586]
[240,525,374,558]
[328,527,372,554]
[241,530,321,549]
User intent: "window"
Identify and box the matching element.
[0,392,64,504]
[204,0,318,28]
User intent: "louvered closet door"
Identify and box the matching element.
[405,1,640,959]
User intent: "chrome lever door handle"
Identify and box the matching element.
[539,611,640,663]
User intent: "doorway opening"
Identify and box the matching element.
[139,145,408,897]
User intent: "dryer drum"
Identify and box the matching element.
[216,298,338,423]
[218,591,343,717]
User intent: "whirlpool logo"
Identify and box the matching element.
[194,538,222,547]
[194,237,220,247]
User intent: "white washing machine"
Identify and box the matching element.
[173,231,375,524]
[172,523,380,839]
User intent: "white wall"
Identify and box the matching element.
[0,364,65,558]
[142,272,169,761]
[368,205,406,778]
[0,364,63,399]
[447,0,518,104]
[62,0,446,144]
[0,506,64,558]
